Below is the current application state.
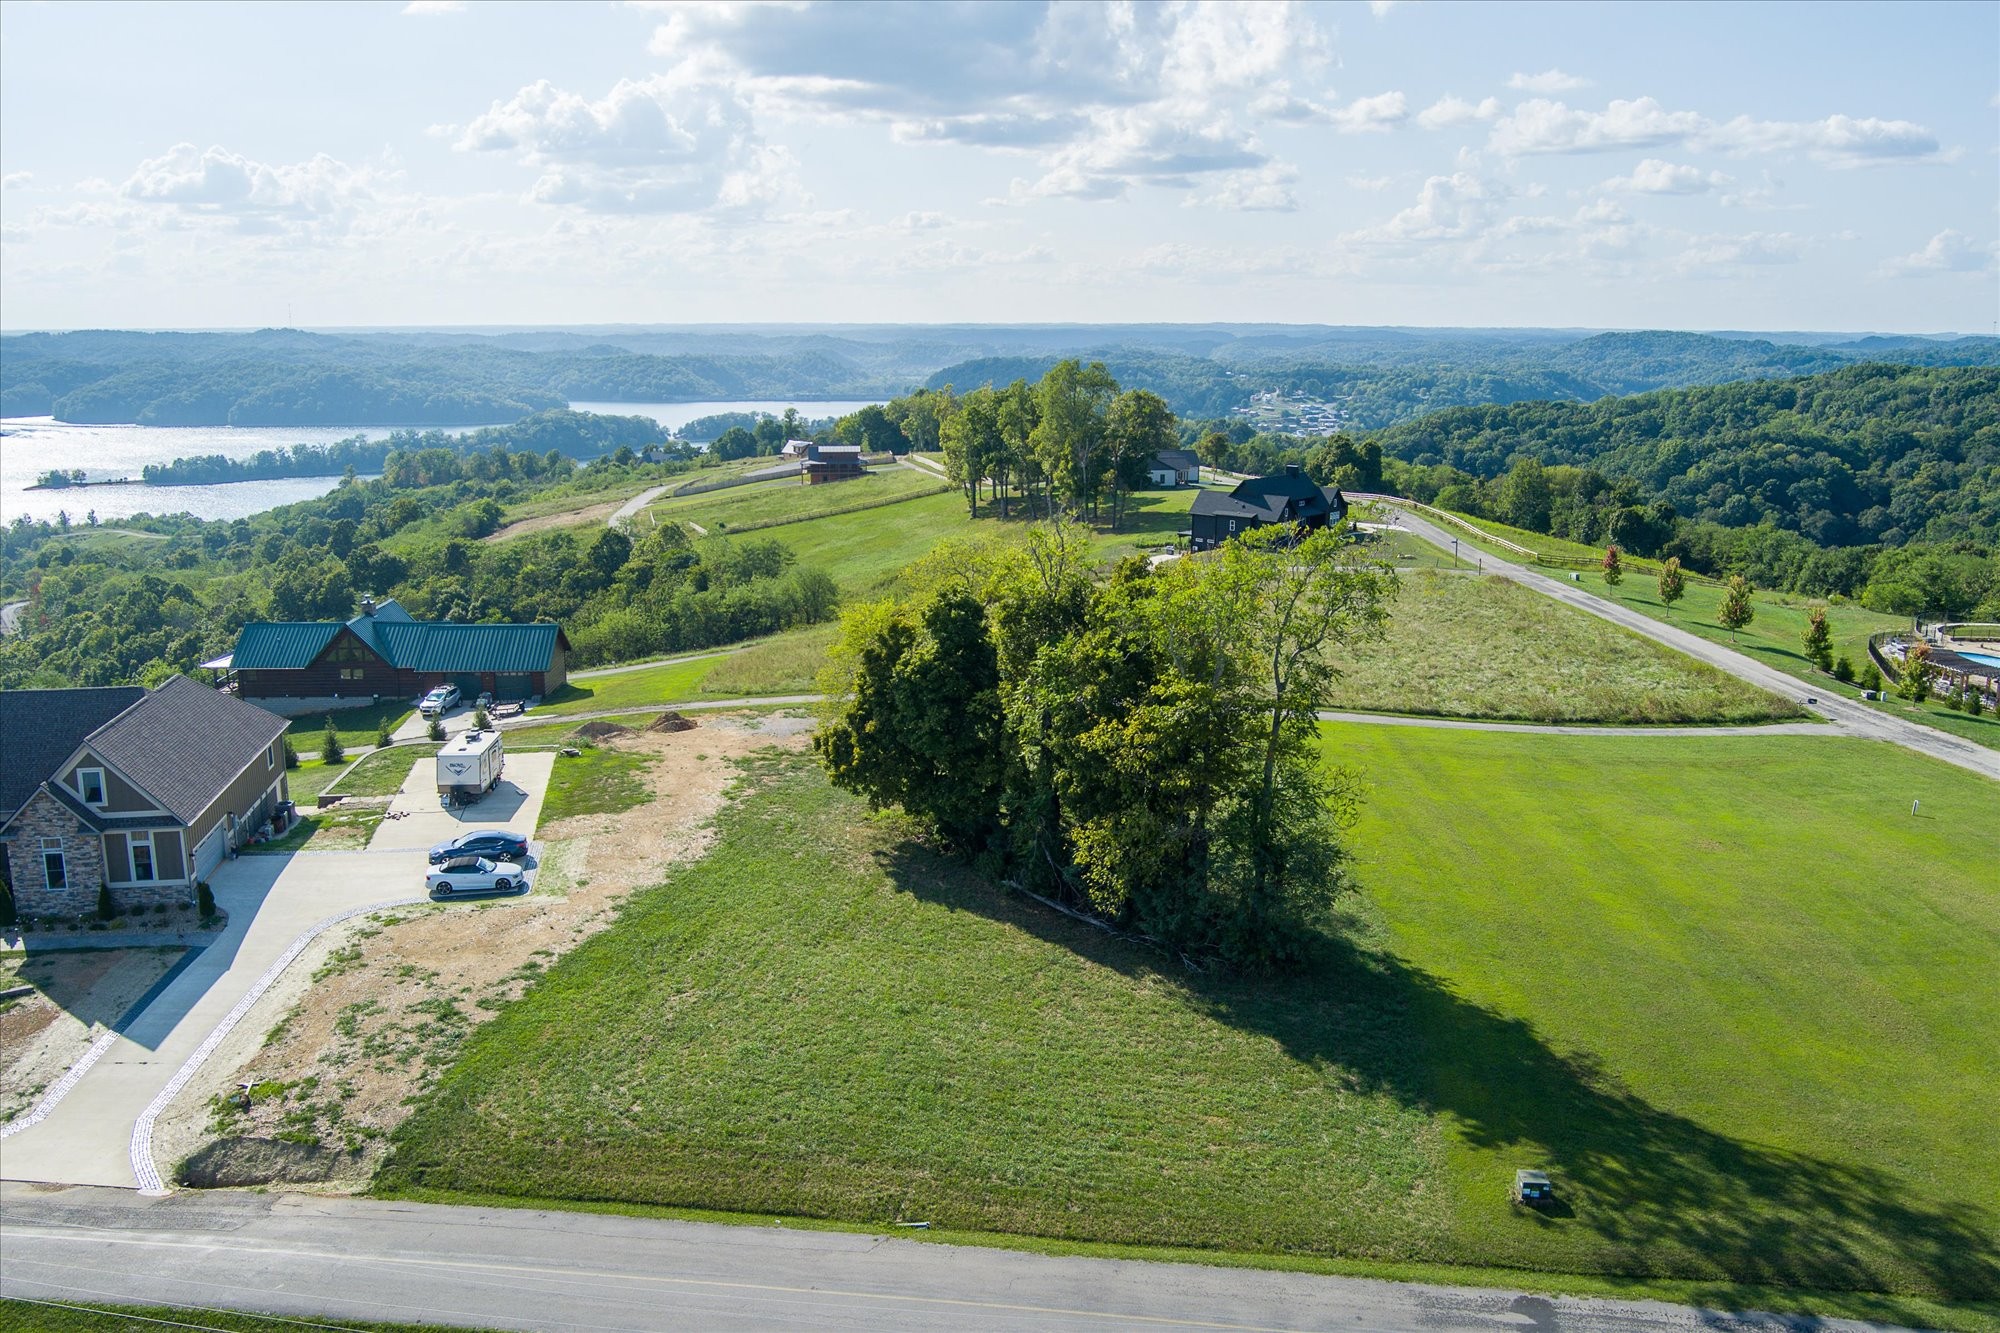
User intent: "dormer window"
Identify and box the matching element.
[78,767,107,807]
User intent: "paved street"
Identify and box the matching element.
[1375,504,2000,782]
[0,1185,1912,1333]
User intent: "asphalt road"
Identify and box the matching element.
[0,1185,1910,1333]
[1376,504,2000,783]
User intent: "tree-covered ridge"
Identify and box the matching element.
[1373,364,2000,548]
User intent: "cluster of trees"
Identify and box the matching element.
[0,416,834,688]
[818,525,1395,970]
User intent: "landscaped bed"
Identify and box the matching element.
[375,736,1999,1324]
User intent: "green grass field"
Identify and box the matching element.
[379,737,2000,1319]
[533,624,836,719]
[1325,572,1799,723]
[646,466,948,533]
[324,744,439,798]
[539,740,656,824]
[286,701,414,753]
[0,1297,480,1333]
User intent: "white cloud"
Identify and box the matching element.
[1491,97,1949,168]
[455,75,789,214]
[401,0,466,13]
[1601,158,1731,195]
[1346,173,1393,191]
[1327,91,1409,134]
[2,171,32,190]
[1490,97,1704,155]
[120,144,375,224]
[1185,162,1299,212]
[1675,230,1807,272]
[1351,171,1509,243]
[1881,229,1999,276]
[1508,69,1591,94]
[1416,95,1500,130]
[1369,1,1401,17]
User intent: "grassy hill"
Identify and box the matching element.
[379,733,1999,1321]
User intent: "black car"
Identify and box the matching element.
[427,829,530,866]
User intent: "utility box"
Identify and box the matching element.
[437,730,505,807]
[1513,1169,1554,1206]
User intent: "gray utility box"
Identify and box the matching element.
[436,730,505,806]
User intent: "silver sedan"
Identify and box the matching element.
[425,855,527,897]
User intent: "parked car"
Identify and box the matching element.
[427,829,530,866]
[420,684,461,719]
[426,855,526,897]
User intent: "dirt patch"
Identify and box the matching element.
[574,719,634,740]
[483,500,623,542]
[647,710,696,733]
[151,715,809,1190]
[0,948,186,1125]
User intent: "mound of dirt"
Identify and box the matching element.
[573,720,633,740]
[176,1136,363,1188]
[648,710,697,733]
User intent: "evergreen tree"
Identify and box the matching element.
[1803,605,1834,671]
[320,716,345,764]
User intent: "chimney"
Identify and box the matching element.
[361,596,376,617]
[1285,462,1302,477]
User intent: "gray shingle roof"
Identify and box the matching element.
[0,686,146,824]
[81,676,290,825]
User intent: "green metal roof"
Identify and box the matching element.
[230,622,342,670]
[375,622,564,674]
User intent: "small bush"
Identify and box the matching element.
[283,736,300,769]
[376,719,394,748]
[1859,662,1883,693]
[1832,654,1855,683]
[472,707,490,730]
[428,718,446,742]
[321,716,345,765]
[97,882,117,922]
[196,880,217,919]
[1969,690,1986,718]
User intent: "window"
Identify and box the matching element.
[77,767,106,806]
[340,667,364,681]
[40,839,67,890]
[130,833,156,882]
[267,744,275,771]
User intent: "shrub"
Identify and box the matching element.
[428,718,446,742]
[1969,690,1986,718]
[1832,654,1856,683]
[472,707,490,730]
[1859,662,1883,693]
[0,880,15,930]
[375,719,394,748]
[97,882,117,922]
[196,880,217,919]
[321,716,345,765]
[283,736,300,769]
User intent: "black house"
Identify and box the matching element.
[1187,464,1347,551]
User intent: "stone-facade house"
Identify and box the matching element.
[0,676,291,918]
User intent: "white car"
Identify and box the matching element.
[426,855,526,897]
[419,684,461,719]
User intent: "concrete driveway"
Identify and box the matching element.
[366,750,554,853]
[0,849,425,1190]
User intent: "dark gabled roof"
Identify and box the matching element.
[0,686,146,824]
[1192,467,1344,528]
[346,598,415,658]
[374,622,569,674]
[81,675,289,825]
[1152,449,1201,471]
[1190,491,1278,522]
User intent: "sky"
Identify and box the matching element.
[2,0,1996,334]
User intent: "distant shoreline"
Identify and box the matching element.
[28,473,353,492]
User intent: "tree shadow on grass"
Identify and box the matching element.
[872,842,2000,1304]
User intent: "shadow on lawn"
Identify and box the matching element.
[874,843,2000,1303]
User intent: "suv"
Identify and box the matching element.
[420,684,461,719]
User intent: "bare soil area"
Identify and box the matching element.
[152,713,810,1190]
[484,500,623,542]
[0,948,185,1125]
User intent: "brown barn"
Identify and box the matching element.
[228,599,568,708]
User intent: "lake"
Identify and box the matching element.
[0,398,882,525]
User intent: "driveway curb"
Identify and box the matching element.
[128,895,428,1195]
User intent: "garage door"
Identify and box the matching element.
[453,673,485,696]
[193,820,228,880]
[496,673,534,700]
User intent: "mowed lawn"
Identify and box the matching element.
[380,735,1999,1315]
[533,623,836,718]
[1325,572,1799,724]
[646,465,948,533]
[1330,723,2000,1305]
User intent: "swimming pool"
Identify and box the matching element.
[1955,648,2000,669]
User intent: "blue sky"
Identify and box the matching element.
[2,0,1994,332]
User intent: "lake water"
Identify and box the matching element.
[0,398,882,525]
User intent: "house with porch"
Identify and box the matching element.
[0,676,291,918]
[1186,463,1347,552]
[1147,449,1202,487]
[226,598,569,714]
